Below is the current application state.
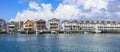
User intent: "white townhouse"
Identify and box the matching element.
[7,21,17,33]
[80,21,95,32]
[62,20,72,32]
[48,18,60,32]
[97,21,120,31]
[80,21,120,32]
[71,20,81,31]
[62,20,81,32]
[16,21,24,31]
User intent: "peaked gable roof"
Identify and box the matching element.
[36,19,45,22]
[62,20,70,23]
[24,20,32,24]
[49,18,59,21]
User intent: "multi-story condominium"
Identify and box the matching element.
[16,21,24,31]
[96,21,120,31]
[7,21,17,33]
[34,19,47,32]
[23,20,34,31]
[48,18,59,32]
[0,19,6,31]
[71,20,81,31]
[62,20,81,32]
[80,20,95,32]
[79,20,120,32]
[62,20,72,32]
[62,20,120,33]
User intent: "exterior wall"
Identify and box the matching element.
[80,23,94,31]
[1,18,120,33]
[62,20,120,32]
[7,21,17,33]
[62,21,81,32]
[62,22,72,32]
[0,19,6,31]
[34,19,46,31]
[98,23,120,31]
[34,23,37,31]
[71,22,80,31]
[16,21,23,31]
[48,18,59,31]
[49,22,59,31]
[23,20,34,31]
[80,21,120,32]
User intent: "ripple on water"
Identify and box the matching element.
[0,34,120,52]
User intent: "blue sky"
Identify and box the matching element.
[0,0,62,21]
[0,0,27,21]
[0,0,120,21]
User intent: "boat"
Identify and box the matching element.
[84,32,88,34]
[92,30,101,33]
[51,31,58,34]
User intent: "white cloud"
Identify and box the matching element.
[15,2,54,21]
[83,0,108,9]
[63,0,111,9]
[14,1,81,21]
[9,18,15,22]
[29,1,41,10]
[13,0,120,22]
[54,4,80,20]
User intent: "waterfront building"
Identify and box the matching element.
[80,20,120,33]
[62,20,81,33]
[23,20,34,31]
[0,19,6,31]
[16,21,24,31]
[62,20,72,32]
[0,18,120,33]
[34,19,47,32]
[7,21,17,33]
[62,20,120,33]
[71,20,81,31]
[80,20,95,32]
[48,18,59,32]
[96,21,120,31]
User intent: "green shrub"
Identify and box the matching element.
[0,31,7,34]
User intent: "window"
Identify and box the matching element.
[29,28,32,31]
[29,25,32,27]
[0,25,1,28]
[25,25,28,27]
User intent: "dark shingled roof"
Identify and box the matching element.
[62,20,70,23]
[49,18,59,21]
[0,19,5,22]
[36,19,45,22]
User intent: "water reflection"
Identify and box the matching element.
[0,34,120,52]
[16,34,37,42]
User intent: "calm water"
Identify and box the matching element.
[0,34,120,52]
